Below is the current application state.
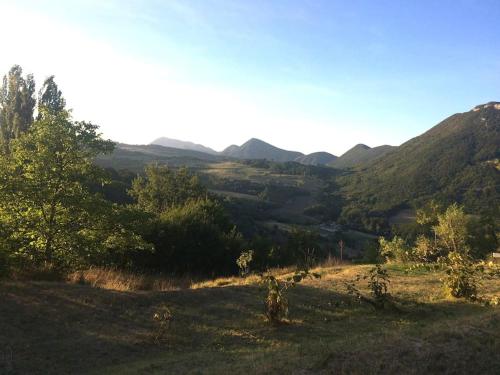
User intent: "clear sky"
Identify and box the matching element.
[0,0,499,155]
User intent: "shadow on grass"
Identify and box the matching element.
[0,280,498,374]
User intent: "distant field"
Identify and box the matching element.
[2,265,499,374]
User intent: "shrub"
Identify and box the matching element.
[379,236,413,263]
[440,251,479,300]
[236,250,254,277]
[152,305,173,344]
[261,267,320,324]
[413,234,441,263]
[261,274,289,324]
[345,264,393,310]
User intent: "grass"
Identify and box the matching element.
[1,264,499,374]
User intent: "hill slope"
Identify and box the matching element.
[340,102,500,217]
[95,143,222,172]
[330,144,395,169]
[151,137,218,155]
[3,266,499,374]
[294,151,338,166]
[222,138,304,162]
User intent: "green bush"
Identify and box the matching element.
[441,251,479,300]
[379,236,413,263]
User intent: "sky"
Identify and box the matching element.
[0,0,499,155]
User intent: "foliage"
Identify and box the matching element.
[129,164,207,215]
[0,109,148,271]
[0,65,36,153]
[379,236,413,263]
[261,267,320,324]
[345,264,393,310]
[433,203,469,254]
[152,305,173,344]
[236,250,254,276]
[413,234,441,263]
[37,75,66,117]
[440,251,480,300]
[136,198,243,275]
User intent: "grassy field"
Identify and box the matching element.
[1,265,499,374]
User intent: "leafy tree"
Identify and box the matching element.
[37,75,66,116]
[0,109,146,271]
[136,198,243,275]
[0,65,36,153]
[433,203,469,254]
[379,236,413,263]
[129,164,207,215]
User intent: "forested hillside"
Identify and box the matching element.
[338,103,500,231]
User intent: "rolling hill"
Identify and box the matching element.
[339,102,500,218]
[221,138,304,162]
[150,137,218,155]
[329,144,396,169]
[294,151,338,166]
[95,143,222,172]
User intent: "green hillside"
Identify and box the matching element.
[339,103,500,227]
[295,151,337,166]
[329,144,395,169]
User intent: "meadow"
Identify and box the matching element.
[2,264,499,374]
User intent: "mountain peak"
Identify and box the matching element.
[222,138,303,162]
[472,102,500,112]
[151,137,217,155]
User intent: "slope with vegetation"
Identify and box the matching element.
[338,104,500,232]
[329,143,395,169]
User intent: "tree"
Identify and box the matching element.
[37,75,66,117]
[139,198,243,275]
[0,109,146,271]
[129,164,207,215]
[433,203,469,255]
[379,236,413,263]
[0,65,36,153]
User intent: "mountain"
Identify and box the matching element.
[329,144,396,169]
[95,143,222,172]
[222,138,304,162]
[151,137,218,155]
[339,102,500,222]
[294,152,338,166]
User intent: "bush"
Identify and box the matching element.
[236,250,254,276]
[345,264,393,310]
[261,267,320,324]
[413,235,441,263]
[440,251,480,300]
[379,236,413,263]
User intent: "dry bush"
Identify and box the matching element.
[68,267,192,291]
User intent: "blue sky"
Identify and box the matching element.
[0,0,499,154]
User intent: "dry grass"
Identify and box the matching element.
[2,264,499,374]
[68,267,193,291]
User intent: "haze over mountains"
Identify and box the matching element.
[151,136,388,168]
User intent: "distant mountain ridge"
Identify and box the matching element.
[151,137,218,155]
[147,137,397,166]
